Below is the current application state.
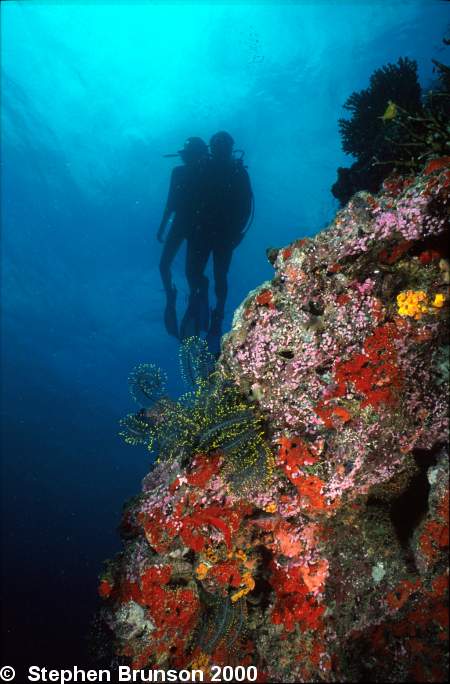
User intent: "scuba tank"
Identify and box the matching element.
[241,191,255,237]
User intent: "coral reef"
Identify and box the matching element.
[97,158,449,681]
[333,49,450,205]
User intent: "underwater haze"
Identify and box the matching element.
[1,0,448,669]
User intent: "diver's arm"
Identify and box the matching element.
[232,169,253,246]
[240,169,253,227]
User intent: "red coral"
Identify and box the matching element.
[98,579,113,599]
[419,249,442,265]
[272,520,304,558]
[183,506,235,550]
[210,560,242,588]
[118,579,142,605]
[420,520,449,562]
[382,175,414,197]
[278,436,317,470]
[379,240,413,265]
[437,490,449,520]
[140,506,177,554]
[419,491,449,563]
[431,573,448,599]
[333,323,402,409]
[277,437,330,512]
[371,297,384,322]
[126,566,200,668]
[314,402,351,428]
[179,520,207,552]
[256,289,275,309]
[140,488,251,554]
[186,453,220,488]
[296,475,328,512]
[270,564,325,632]
[141,565,171,599]
[423,156,450,175]
[181,502,251,553]
[315,324,402,426]
[386,579,421,610]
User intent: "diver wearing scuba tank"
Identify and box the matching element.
[181,131,253,350]
[157,136,208,339]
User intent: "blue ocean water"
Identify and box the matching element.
[1,0,448,669]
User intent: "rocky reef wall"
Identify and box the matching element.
[96,159,449,682]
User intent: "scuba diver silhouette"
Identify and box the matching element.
[180,131,253,350]
[157,136,208,338]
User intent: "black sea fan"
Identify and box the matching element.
[333,47,450,205]
[332,57,422,205]
[338,57,421,160]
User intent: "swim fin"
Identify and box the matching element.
[179,293,201,340]
[198,276,210,332]
[206,308,223,355]
[163,286,179,339]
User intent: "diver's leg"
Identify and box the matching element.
[159,222,184,294]
[212,241,234,319]
[188,240,210,332]
[159,222,185,338]
[180,236,211,339]
[185,235,210,295]
[207,241,234,353]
